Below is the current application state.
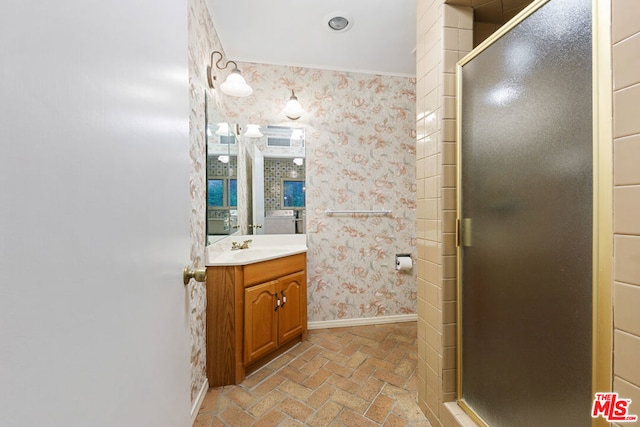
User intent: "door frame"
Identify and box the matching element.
[454,0,613,425]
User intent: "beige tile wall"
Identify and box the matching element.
[416,1,472,425]
[612,0,640,423]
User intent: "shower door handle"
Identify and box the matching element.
[457,218,472,247]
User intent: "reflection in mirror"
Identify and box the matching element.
[264,158,305,234]
[205,93,306,242]
[205,93,237,244]
[243,125,306,235]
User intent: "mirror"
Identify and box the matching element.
[205,94,238,243]
[205,94,306,244]
[241,126,306,235]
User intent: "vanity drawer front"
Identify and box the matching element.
[243,253,306,287]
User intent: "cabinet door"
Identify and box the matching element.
[244,280,278,364]
[277,271,305,345]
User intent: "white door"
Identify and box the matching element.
[0,1,192,426]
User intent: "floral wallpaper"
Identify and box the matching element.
[189,0,416,404]
[222,64,417,322]
[188,0,225,404]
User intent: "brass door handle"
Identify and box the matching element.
[183,266,206,286]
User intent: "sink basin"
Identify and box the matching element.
[229,248,280,258]
[206,235,307,266]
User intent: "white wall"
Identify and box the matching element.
[0,1,192,426]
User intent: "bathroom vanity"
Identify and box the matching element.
[205,235,307,386]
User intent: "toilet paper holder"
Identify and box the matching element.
[395,253,411,262]
[395,253,413,271]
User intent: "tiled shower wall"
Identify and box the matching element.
[612,0,640,420]
[415,0,472,424]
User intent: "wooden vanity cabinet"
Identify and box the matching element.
[244,270,306,364]
[206,253,307,387]
[276,271,305,345]
[244,280,278,362]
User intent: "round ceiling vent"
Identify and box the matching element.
[325,12,353,33]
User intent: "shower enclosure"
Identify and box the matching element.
[456,0,610,425]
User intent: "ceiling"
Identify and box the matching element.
[205,0,417,77]
[205,0,535,78]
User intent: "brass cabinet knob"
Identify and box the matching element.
[183,266,206,285]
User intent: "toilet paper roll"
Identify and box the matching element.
[396,256,413,271]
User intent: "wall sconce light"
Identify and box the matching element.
[283,90,305,120]
[244,124,263,138]
[215,122,241,137]
[215,122,229,136]
[207,51,253,97]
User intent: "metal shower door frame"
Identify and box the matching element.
[454,0,613,425]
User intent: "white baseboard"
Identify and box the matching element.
[307,314,417,330]
[190,378,209,426]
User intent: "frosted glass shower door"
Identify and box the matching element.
[457,0,593,426]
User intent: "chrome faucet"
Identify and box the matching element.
[231,239,252,250]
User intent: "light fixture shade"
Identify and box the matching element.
[244,124,263,138]
[293,158,304,166]
[215,122,229,136]
[220,70,253,97]
[284,90,305,120]
[217,155,229,163]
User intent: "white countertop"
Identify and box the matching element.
[206,234,307,266]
